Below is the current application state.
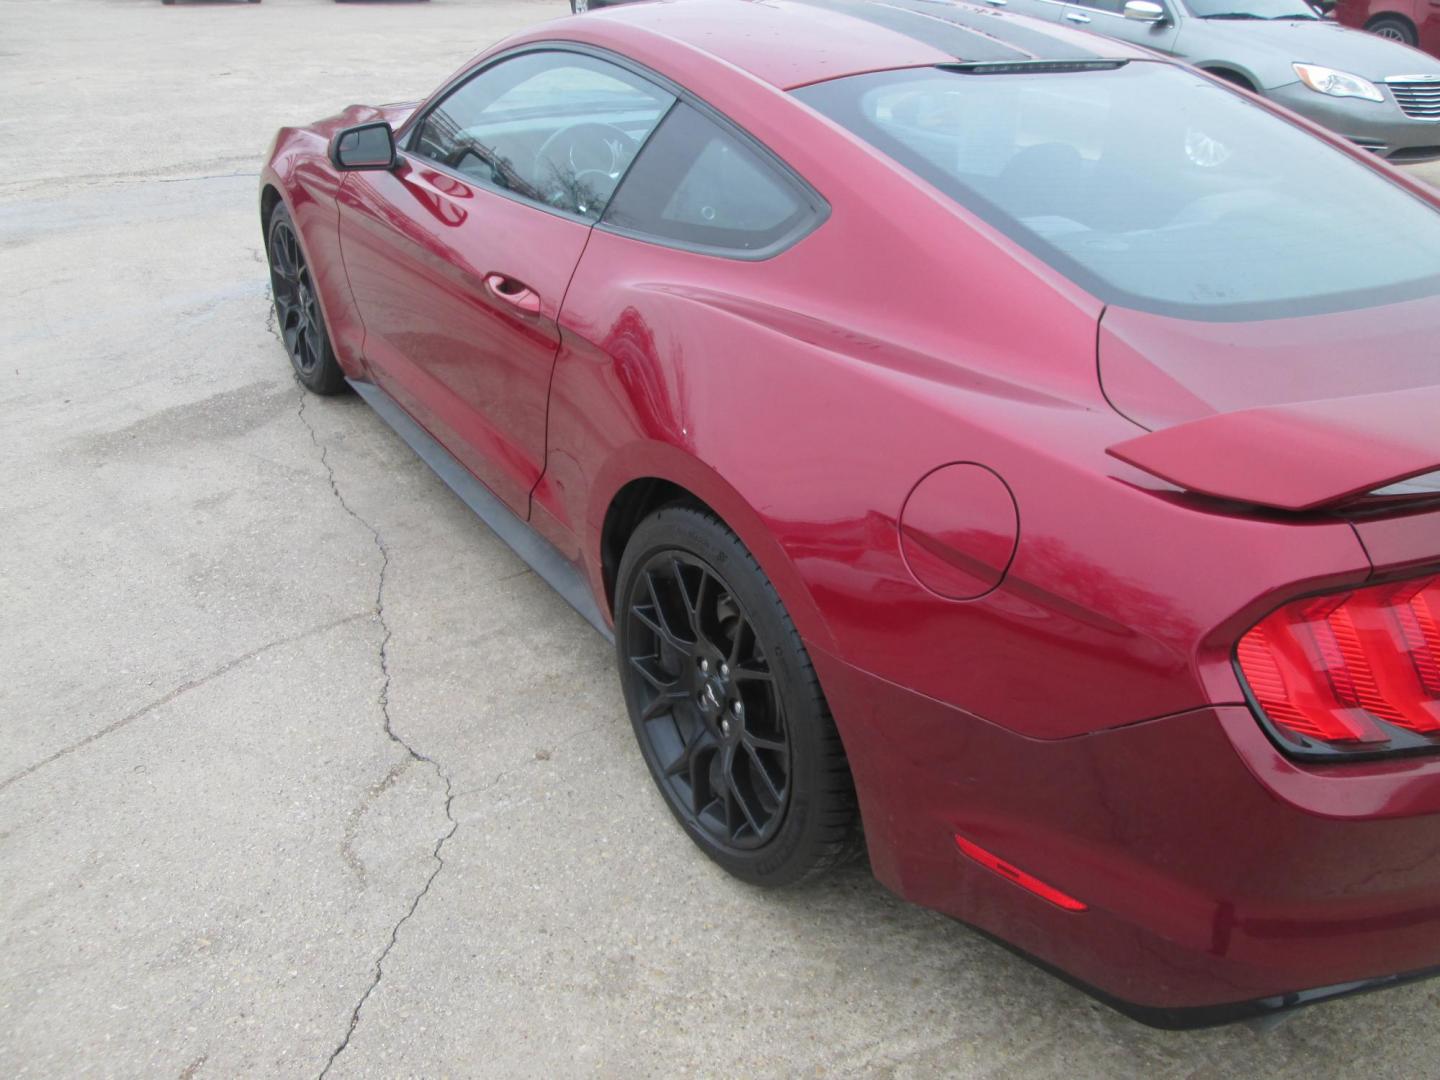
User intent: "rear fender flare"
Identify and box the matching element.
[586,440,837,654]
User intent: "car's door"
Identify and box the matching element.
[337,51,674,514]
[1058,0,1182,52]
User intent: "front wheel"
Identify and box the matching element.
[1367,15,1418,44]
[615,504,860,887]
[266,204,346,395]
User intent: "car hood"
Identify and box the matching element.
[305,101,421,141]
[1098,295,1440,511]
[1182,18,1440,85]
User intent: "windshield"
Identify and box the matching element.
[794,63,1440,320]
[1184,0,1318,17]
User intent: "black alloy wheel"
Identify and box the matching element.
[627,549,792,848]
[616,505,860,886]
[267,206,345,394]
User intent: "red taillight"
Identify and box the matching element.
[1237,574,1440,757]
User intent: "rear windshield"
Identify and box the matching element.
[794,63,1440,320]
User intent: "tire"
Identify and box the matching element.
[265,204,346,395]
[615,503,861,887]
[1367,15,1418,45]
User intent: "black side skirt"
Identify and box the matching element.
[348,378,613,642]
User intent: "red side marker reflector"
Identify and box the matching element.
[954,835,1088,912]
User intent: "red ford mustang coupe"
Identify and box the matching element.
[262,0,1440,1026]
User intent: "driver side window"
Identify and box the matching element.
[410,51,674,221]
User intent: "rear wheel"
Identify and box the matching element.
[1367,15,1418,45]
[615,504,860,887]
[266,205,346,395]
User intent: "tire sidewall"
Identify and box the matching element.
[1370,17,1416,44]
[615,506,830,885]
[266,204,344,394]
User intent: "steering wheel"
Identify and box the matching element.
[533,122,640,211]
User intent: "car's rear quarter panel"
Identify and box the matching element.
[542,97,1375,741]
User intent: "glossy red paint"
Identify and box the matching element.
[337,158,591,513]
[815,643,1440,1010]
[260,0,1440,1020]
[1336,0,1440,57]
[264,102,417,379]
[1108,385,1440,511]
[1099,295,1440,430]
[899,463,1019,600]
[953,835,1089,912]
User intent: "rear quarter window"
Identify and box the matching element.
[601,103,824,258]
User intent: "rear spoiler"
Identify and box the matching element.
[1106,386,1440,512]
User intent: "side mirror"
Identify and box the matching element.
[330,121,397,171]
[1123,0,1166,20]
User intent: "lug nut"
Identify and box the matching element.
[721,719,731,736]
[699,658,709,673]
[719,663,729,678]
[731,701,743,717]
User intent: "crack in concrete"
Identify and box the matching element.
[0,166,261,199]
[321,803,458,1080]
[294,385,459,1079]
[151,171,260,186]
[0,611,369,797]
[340,757,413,889]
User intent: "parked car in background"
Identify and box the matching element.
[1337,0,1440,54]
[1000,0,1440,161]
[570,0,632,11]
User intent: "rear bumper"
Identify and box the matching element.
[1268,81,1440,162]
[811,645,1440,1021]
[971,925,1440,1029]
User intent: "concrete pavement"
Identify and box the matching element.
[2,0,1438,1075]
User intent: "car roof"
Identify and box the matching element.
[572,0,1152,90]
